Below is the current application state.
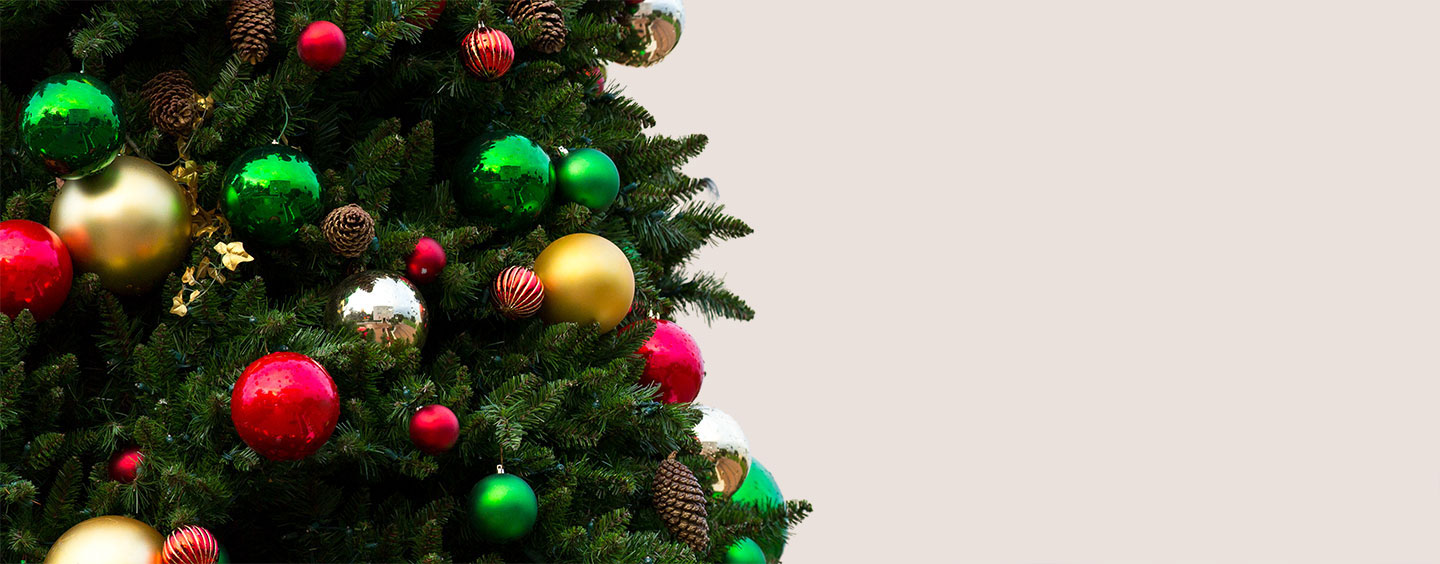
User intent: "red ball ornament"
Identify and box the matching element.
[107,447,144,484]
[162,525,219,564]
[493,265,544,319]
[411,0,446,28]
[409,404,459,455]
[230,352,339,461]
[461,25,514,80]
[633,319,704,403]
[406,237,447,284]
[298,21,347,71]
[0,219,72,322]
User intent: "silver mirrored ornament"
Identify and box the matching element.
[693,404,750,498]
[326,271,429,349]
[616,0,684,67]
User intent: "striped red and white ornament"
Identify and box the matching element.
[494,265,544,319]
[162,525,219,564]
[461,24,514,80]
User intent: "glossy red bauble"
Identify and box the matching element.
[162,525,219,564]
[406,237,447,284]
[107,447,145,484]
[298,21,347,71]
[408,404,460,455]
[230,352,339,460]
[461,26,514,80]
[633,319,704,403]
[0,219,72,322]
[493,265,544,319]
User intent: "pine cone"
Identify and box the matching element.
[653,453,709,554]
[322,204,375,258]
[506,0,567,54]
[141,70,197,137]
[227,0,275,64]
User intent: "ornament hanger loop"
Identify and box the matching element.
[496,464,506,474]
[274,92,291,144]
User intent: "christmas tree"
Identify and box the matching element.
[0,1,808,562]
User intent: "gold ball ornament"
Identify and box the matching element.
[533,233,634,332]
[44,515,163,564]
[326,271,429,349]
[693,404,751,498]
[50,156,192,295]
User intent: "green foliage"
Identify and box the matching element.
[0,1,804,562]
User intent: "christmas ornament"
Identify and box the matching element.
[693,404,750,498]
[452,132,554,230]
[506,0,567,54]
[556,148,620,209]
[43,515,163,564]
[653,453,709,554]
[493,265,544,319]
[533,233,634,332]
[469,468,538,542]
[221,144,322,246]
[723,538,766,564]
[616,0,684,67]
[51,156,192,295]
[230,352,339,460]
[298,20,346,71]
[227,0,275,64]
[20,73,123,179]
[107,447,145,484]
[581,65,606,95]
[410,0,445,28]
[321,204,374,257]
[141,70,198,137]
[405,237,446,284]
[409,404,459,455]
[0,220,71,322]
[633,319,703,403]
[162,525,218,564]
[326,271,429,349]
[733,458,786,559]
[461,25,514,80]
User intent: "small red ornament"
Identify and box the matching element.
[298,20,347,71]
[633,319,704,403]
[107,447,144,484]
[406,237,447,284]
[410,0,446,28]
[230,352,339,461]
[461,25,514,80]
[0,219,72,322]
[493,265,544,319]
[409,404,460,455]
[162,525,219,564]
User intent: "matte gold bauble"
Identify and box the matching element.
[693,404,751,498]
[43,515,163,564]
[533,233,634,332]
[51,156,191,295]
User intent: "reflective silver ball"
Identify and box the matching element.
[616,0,684,67]
[693,404,751,498]
[326,271,429,349]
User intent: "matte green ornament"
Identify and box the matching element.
[556,148,620,209]
[469,471,538,542]
[732,459,786,560]
[453,132,554,230]
[20,73,124,179]
[724,538,767,564]
[222,144,322,246]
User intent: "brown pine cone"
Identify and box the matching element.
[141,70,197,137]
[506,0,567,54]
[227,0,275,64]
[321,204,375,258]
[653,453,709,554]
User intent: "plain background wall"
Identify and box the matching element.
[610,1,1440,562]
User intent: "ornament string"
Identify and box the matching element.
[274,92,291,144]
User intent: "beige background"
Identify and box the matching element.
[610,1,1440,562]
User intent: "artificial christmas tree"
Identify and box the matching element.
[0,1,809,562]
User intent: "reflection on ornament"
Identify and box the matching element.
[43,515,163,564]
[326,271,429,349]
[221,144,322,246]
[616,0,684,67]
[0,219,72,322]
[452,132,553,230]
[693,404,750,498]
[20,73,124,179]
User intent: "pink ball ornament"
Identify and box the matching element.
[409,404,460,455]
[298,21,347,71]
[406,237,447,284]
[632,319,704,403]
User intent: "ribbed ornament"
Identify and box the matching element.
[494,265,544,319]
[461,25,514,80]
[162,525,218,564]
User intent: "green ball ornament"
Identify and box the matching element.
[724,538,767,564]
[20,73,124,179]
[222,144,322,246]
[732,459,786,560]
[556,148,620,209]
[469,471,538,542]
[453,133,554,230]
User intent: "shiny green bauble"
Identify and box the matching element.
[20,73,124,179]
[724,538,767,564]
[469,472,538,542]
[222,144,322,246]
[556,148,620,209]
[453,133,554,230]
[732,459,786,560]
